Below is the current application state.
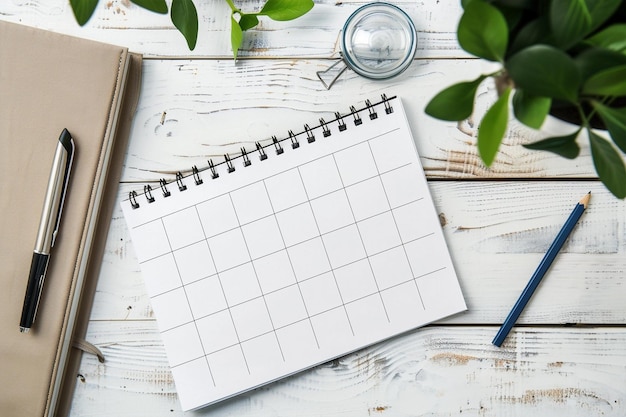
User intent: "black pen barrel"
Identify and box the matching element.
[19,252,50,332]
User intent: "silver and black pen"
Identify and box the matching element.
[19,128,75,333]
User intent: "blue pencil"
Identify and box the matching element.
[492,192,591,347]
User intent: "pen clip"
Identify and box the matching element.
[51,129,75,248]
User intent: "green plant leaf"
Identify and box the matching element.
[586,0,623,32]
[231,15,244,60]
[512,89,551,129]
[507,45,581,102]
[478,87,511,166]
[457,0,508,62]
[171,0,198,50]
[550,0,592,49]
[550,0,622,49]
[586,23,626,53]
[575,47,626,81]
[424,75,486,121]
[589,130,626,198]
[490,3,523,31]
[70,0,99,25]
[260,0,314,21]
[239,14,259,31]
[582,65,626,96]
[592,102,626,153]
[523,130,581,159]
[130,0,167,14]
[508,15,553,55]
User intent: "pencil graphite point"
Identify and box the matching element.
[580,192,591,208]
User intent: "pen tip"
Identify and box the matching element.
[58,128,73,153]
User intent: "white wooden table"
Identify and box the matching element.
[3,1,626,416]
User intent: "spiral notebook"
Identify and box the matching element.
[121,95,466,410]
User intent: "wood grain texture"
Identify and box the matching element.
[120,58,624,183]
[91,182,626,325]
[3,1,626,416]
[0,0,465,58]
[69,320,626,417]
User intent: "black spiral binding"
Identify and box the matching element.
[382,94,393,114]
[289,130,299,149]
[350,106,363,126]
[144,185,155,203]
[304,124,315,143]
[319,118,331,137]
[241,147,251,167]
[159,178,171,197]
[366,99,378,120]
[208,159,219,179]
[176,172,187,192]
[225,154,235,173]
[129,190,139,209]
[192,165,203,185]
[256,142,268,161]
[272,136,284,155]
[335,112,347,132]
[128,94,396,209]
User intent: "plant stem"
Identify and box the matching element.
[493,69,512,96]
[224,0,238,13]
[577,103,591,128]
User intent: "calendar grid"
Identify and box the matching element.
[142,229,444,321]
[261,180,322,349]
[295,164,356,337]
[365,140,426,310]
[229,192,287,365]
[135,161,448,340]
[157,215,218,384]
[133,161,416,265]
[141,232,440,302]
[122,97,466,410]
[194,204,252,376]
[145,157,446,365]
[331,152,392,323]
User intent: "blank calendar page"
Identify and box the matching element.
[122,97,466,411]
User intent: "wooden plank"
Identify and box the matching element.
[69,320,626,417]
[90,181,626,324]
[437,182,626,325]
[5,4,625,417]
[120,58,623,183]
[0,0,465,58]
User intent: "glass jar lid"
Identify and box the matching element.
[341,2,417,80]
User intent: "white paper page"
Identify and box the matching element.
[122,96,467,411]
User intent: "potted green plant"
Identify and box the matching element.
[425,0,626,198]
[70,0,313,58]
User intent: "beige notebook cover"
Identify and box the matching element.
[0,21,141,417]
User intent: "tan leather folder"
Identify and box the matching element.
[0,21,141,417]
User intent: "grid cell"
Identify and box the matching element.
[264,168,308,212]
[298,155,343,199]
[162,206,204,250]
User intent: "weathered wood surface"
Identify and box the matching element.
[0,0,465,58]
[2,0,626,416]
[120,58,620,183]
[71,321,626,417]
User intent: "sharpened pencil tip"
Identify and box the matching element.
[580,192,591,208]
